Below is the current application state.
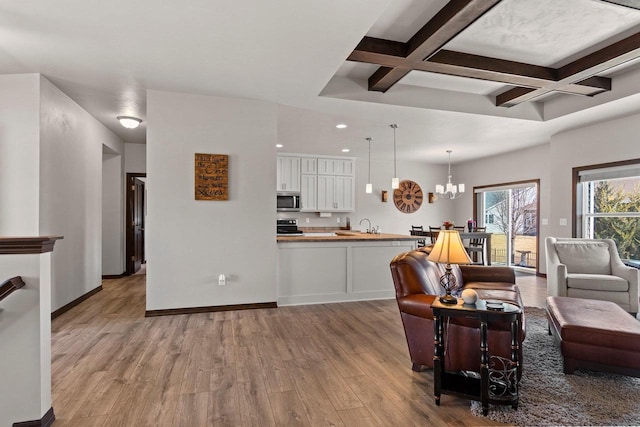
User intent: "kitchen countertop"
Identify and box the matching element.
[277,231,424,243]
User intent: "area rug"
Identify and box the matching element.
[470,307,640,426]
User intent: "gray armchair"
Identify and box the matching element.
[545,237,639,315]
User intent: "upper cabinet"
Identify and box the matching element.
[277,156,301,192]
[277,154,355,212]
[301,157,317,174]
[317,158,353,176]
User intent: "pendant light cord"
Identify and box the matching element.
[366,137,372,183]
[391,124,398,177]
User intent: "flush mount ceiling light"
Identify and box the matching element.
[117,116,142,129]
[365,137,372,194]
[435,150,465,200]
[336,123,347,129]
[390,124,399,189]
[276,144,283,148]
[341,148,350,153]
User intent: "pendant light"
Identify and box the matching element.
[435,150,465,200]
[365,137,373,193]
[390,124,399,189]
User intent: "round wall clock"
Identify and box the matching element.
[393,180,423,213]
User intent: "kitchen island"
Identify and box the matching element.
[277,231,422,305]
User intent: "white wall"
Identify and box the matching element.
[102,147,124,275]
[451,143,551,272]
[146,90,277,310]
[0,74,41,235]
[0,253,52,426]
[280,159,452,233]
[125,142,146,173]
[39,76,124,310]
[0,74,124,424]
[549,113,640,238]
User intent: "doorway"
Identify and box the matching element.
[473,179,540,273]
[126,173,146,275]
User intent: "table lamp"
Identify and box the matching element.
[427,230,472,304]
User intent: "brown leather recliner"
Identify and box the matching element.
[390,248,526,377]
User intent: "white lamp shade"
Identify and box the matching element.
[365,183,372,193]
[117,116,142,129]
[446,183,453,193]
[391,177,399,189]
[458,183,465,193]
[427,230,472,265]
[435,185,444,193]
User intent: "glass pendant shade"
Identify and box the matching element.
[391,177,399,189]
[365,183,372,193]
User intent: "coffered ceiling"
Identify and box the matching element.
[2,0,640,163]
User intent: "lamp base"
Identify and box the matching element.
[439,294,458,305]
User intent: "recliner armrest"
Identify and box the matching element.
[460,265,515,285]
[396,294,436,319]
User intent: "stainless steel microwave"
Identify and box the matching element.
[277,192,301,212]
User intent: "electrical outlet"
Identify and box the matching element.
[305,218,310,223]
[218,274,226,286]
[337,217,341,223]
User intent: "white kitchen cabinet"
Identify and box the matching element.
[334,176,354,211]
[301,157,317,174]
[318,158,353,176]
[277,154,354,212]
[317,175,354,211]
[277,156,300,192]
[277,239,417,305]
[317,175,335,211]
[300,174,317,211]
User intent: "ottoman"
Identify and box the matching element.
[546,296,640,377]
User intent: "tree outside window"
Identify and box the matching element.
[585,178,640,261]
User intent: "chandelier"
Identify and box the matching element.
[435,150,465,200]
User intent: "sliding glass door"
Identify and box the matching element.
[474,181,539,272]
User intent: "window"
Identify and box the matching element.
[474,180,539,271]
[575,160,640,263]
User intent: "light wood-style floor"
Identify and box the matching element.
[51,272,547,427]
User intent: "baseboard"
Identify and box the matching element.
[13,407,55,427]
[145,301,277,317]
[102,272,126,279]
[51,286,103,320]
[536,272,547,278]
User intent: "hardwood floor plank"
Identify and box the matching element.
[52,271,548,426]
[237,377,276,427]
[137,386,180,427]
[173,392,209,427]
[341,375,413,426]
[268,390,311,426]
[206,367,241,426]
[336,407,382,427]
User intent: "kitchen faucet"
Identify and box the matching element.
[359,218,371,233]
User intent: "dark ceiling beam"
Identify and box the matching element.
[596,0,640,10]
[349,42,612,95]
[366,0,502,92]
[496,32,640,107]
